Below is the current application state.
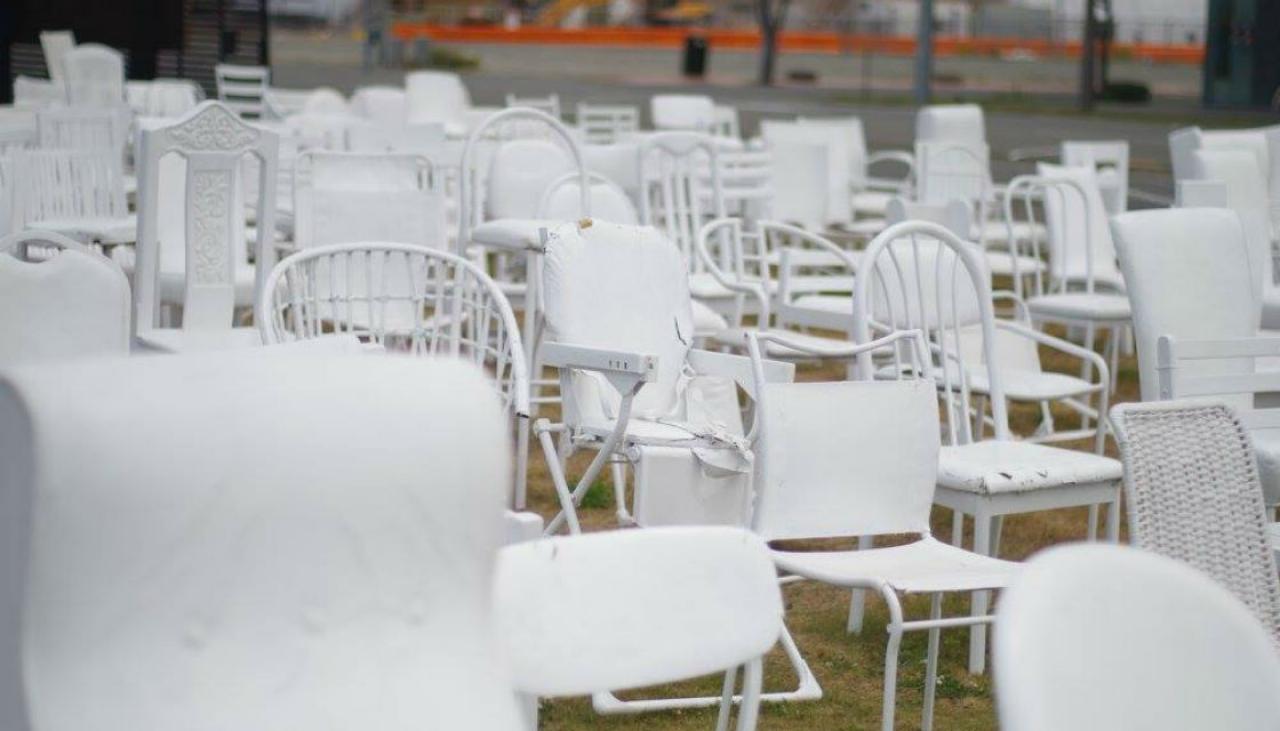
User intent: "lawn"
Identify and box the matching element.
[518,326,1139,730]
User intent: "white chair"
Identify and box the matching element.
[1170,123,1280,235]
[1061,140,1129,214]
[0,230,129,365]
[651,94,716,132]
[915,103,986,148]
[1110,399,1280,636]
[13,77,65,109]
[292,151,445,251]
[259,241,531,507]
[63,43,125,106]
[298,87,348,115]
[406,71,472,135]
[6,148,129,242]
[505,92,560,120]
[711,104,741,140]
[495,526,782,728]
[796,115,914,220]
[996,543,1280,731]
[760,119,852,229]
[537,171,638,225]
[39,30,75,83]
[350,86,408,128]
[214,64,271,119]
[535,220,795,534]
[1188,149,1280,327]
[743,329,1020,731]
[126,79,203,118]
[0,351,524,731]
[35,106,129,163]
[133,101,279,352]
[756,137,826,231]
[575,102,639,144]
[855,220,1122,674]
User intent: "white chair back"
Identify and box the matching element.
[406,71,471,128]
[0,352,523,731]
[1190,148,1277,306]
[651,94,716,132]
[538,171,638,225]
[996,543,1280,731]
[35,106,129,161]
[0,231,129,365]
[6,148,127,234]
[915,103,986,146]
[761,119,852,227]
[575,102,639,144]
[39,30,74,82]
[300,87,348,115]
[1169,124,1280,234]
[1037,163,1124,291]
[638,131,725,267]
[214,64,270,119]
[1061,140,1129,214]
[63,44,125,106]
[797,116,870,190]
[915,140,990,209]
[293,151,444,250]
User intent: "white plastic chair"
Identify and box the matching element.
[292,151,445,251]
[505,92,561,120]
[39,30,75,83]
[133,101,279,352]
[0,351,525,731]
[63,43,125,106]
[743,328,1019,731]
[495,526,782,728]
[0,230,129,365]
[1061,140,1129,214]
[855,220,1122,673]
[406,71,472,135]
[575,102,639,144]
[6,148,128,238]
[214,64,271,119]
[259,241,532,506]
[996,543,1280,731]
[651,94,716,132]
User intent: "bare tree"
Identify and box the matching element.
[757,0,794,86]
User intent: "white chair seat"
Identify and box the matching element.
[471,218,554,251]
[691,299,728,335]
[1026,292,1131,322]
[852,190,893,216]
[790,293,850,316]
[27,215,136,245]
[939,440,1122,495]
[984,250,1048,278]
[785,274,855,295]
[159,263,257,307]
[772,536,1019,594]
[582,415,728,445]
[136,326,263,353]
[711,327,846,358]
[688,272,739,300]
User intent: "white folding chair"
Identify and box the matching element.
[495,526,782,728]
[996,543,1280,731]
[854,220,1122,673]
[0,230,129,366]
[133,101,279,352]
[0,352,524,731]
[63,43,125,106]
[744,328,1019,731]
[215,64,271,119]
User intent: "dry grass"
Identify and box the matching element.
[522,324,1139,731]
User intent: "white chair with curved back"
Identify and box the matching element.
[495,526,782,729]
[537,171,638,225]
[995,543,1280,731]
[0,352,525,731]
[133,101,279,352]
[0,231,130,366]
[63,43,125,106]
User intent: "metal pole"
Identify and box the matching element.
[1080,0,1097,111]
[259,0,270,66]
[914,0,934,104]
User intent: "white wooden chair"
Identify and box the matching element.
[6,148,128,239]
[0,230,129,366]
[133,101,279,352]
[495,526,782,728]
[1061,140,1129,214]
[854,220,1122,674]
[63,43,125,106]
[995,543,1280,731]
[743,328,1020,731]
[214,64,271,119]
[575,102,639,144]
[259,241,532,507]
[0,352,525,731]
[39,30,75,83]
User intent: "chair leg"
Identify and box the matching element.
[1086,504,1099,541]
[1107,490,1122,542]
[950,509,965,548]
[610,461,628,524]
[847,535,874,634]
[991,515,1004,557]
[715,666,738,731]
[968,508,992,674]
[735,658,764,731]
[922,593,943,731]
[880,590,905,731]
[537,423,581,535]
[514,416,530,510]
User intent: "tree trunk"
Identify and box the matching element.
[757,0,791,86]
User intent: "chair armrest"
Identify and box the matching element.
[540,342,658,382]
[995,320,1109,389]
[689,348,794,399]
[991,290,1032,323]
[752,329,929,363]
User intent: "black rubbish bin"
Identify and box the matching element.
[682,34,708,78]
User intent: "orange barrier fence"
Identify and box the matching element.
[390,24,1204,65]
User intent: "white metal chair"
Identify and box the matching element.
[505,92,561,120]
[0,230,129,366]
[495,526,782,728]
[292,151,445,251]
[995,543,1280,731]
[6,148,128,238]
[39,30,75,83]
[133,101,279,352]
[650,94,716,133]
[259,241,532,507]
[1061,140,1129,214]
[575,102,639,144]
[1111,399,1280,638]
[63,43,125,106]
[535,220,794,534]
[744,329,1020,731]
[0,351,525,731]
[855,220,1122,673]
[406,71,472,135]
[214,64,271,119]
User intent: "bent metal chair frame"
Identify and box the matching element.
[258,241,532,506]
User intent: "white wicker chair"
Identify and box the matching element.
[1111,399,1280,642]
